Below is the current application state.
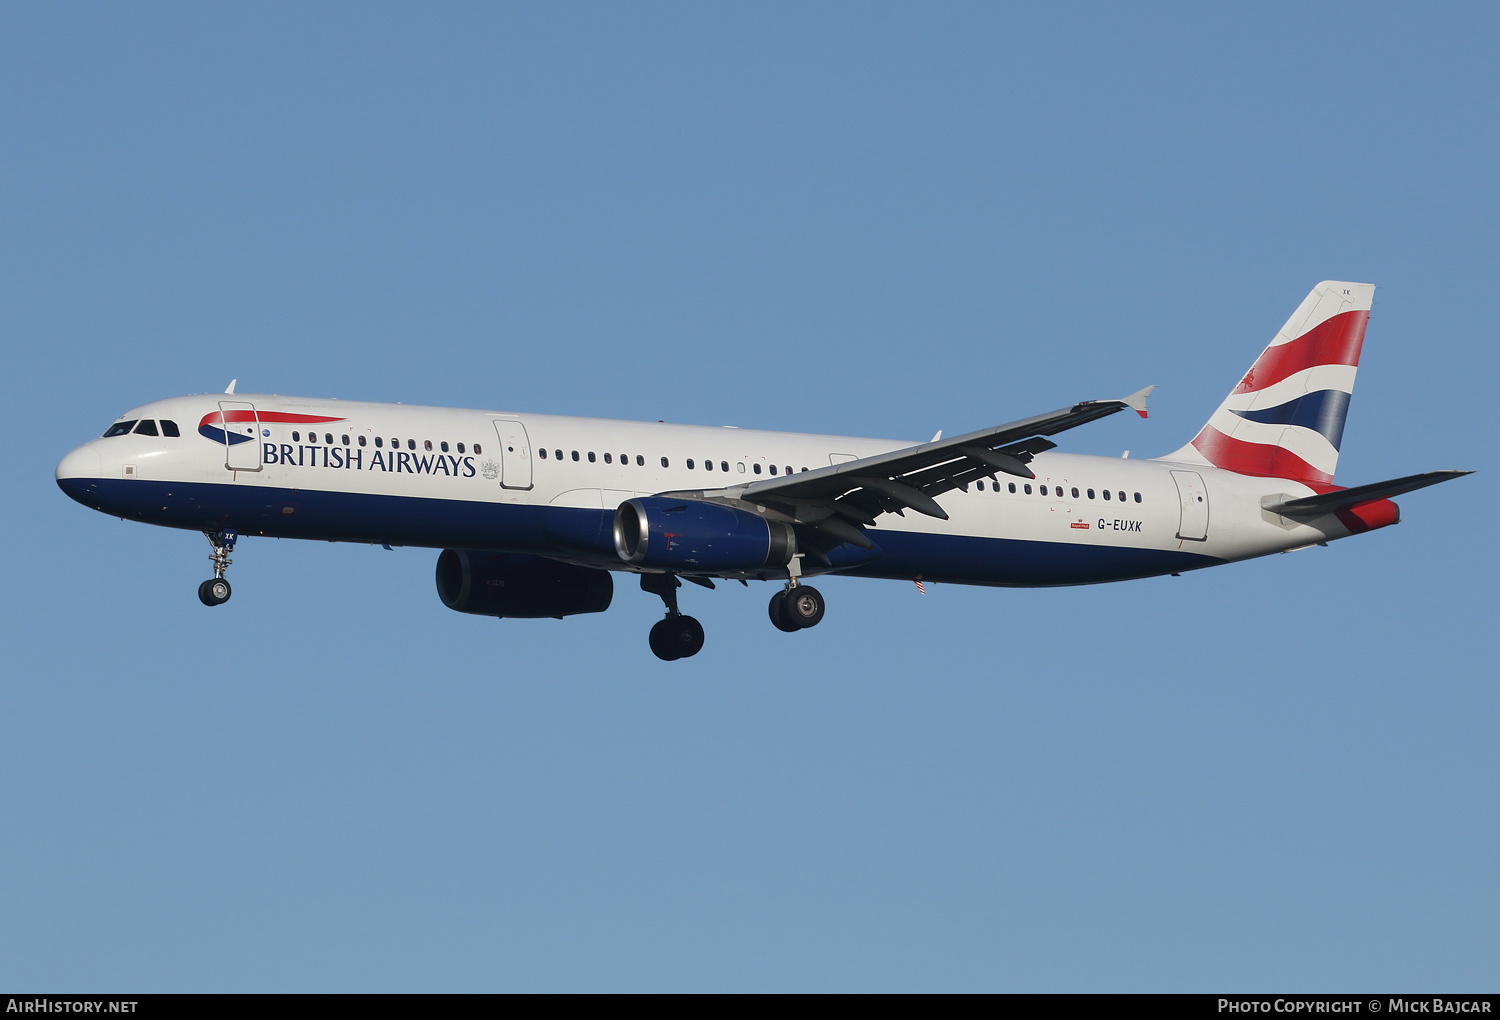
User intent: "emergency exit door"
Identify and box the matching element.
[1170,470,1209,541]
[491,420,534,490]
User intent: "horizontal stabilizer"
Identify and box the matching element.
[1264,470,1472,517]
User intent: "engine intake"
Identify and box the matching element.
[613,497,796,572]
[435,549,613,618]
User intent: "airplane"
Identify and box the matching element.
[56,281,1469,660]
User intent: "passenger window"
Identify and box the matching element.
[736,462,745,473]
[457,443,464,453]
[588,452,596,462]
[571,451,579,462]
[440,441,448,452]
[134,420,159,436]
[704,459,713,471]
[636,455,644,466]
[342,434,350,446]
[424,440,432,451]
[721,461,729,472]
[473,444,481,454]
[769,464,777,475]
[327,434,334,445]
[661,457,670,468]
[605,453,613,464]
[554,450,562,460]
[686,459,694,469]
[375,437,382,447]
[1008,482,1016,493]
[1038,485,1047,495]
[1087,488,1094,499]
[1134,492,1142,503]
[407,439,415,450]
[1118,491,1126,502]
[293,431,302,442]
[1103,489,1111,500]
[538,448,546,458]
[359,436,367,447]
[1071,487,1079,498]
[786,467,793,476]
[1024,484,1032,494]
[160,420,180,437]
[753,463,761,474]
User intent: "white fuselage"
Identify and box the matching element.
[57,392,1356,587]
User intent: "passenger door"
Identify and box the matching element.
[1170,470,1209,540]
[218,401,262,471]
[491,419,534,490]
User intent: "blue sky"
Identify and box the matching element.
[1,3,1494,991]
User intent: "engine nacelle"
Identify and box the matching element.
[613,497,796,572]
[435,549,614,618]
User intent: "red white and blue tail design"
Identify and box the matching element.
[1161,281,1374,487]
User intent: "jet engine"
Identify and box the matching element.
[435,549,614,618]
[613,497,796,572]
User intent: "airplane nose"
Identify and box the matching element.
[56,445,101,482]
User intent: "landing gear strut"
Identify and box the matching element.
[640,573,705,661]
[198,529,236,607]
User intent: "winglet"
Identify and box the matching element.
[224,379,237,394]
[1121,385,1154,419]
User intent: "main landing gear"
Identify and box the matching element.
[198,529,237,607]
[769,581,825,633]
[641,573,705,661]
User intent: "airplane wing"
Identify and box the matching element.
[1262,469,1472,517]
[655,386,1155,565]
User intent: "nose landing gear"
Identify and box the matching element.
[198,530,237,607]
[640,572,705,661]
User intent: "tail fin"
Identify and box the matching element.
[1160,280,1375,487]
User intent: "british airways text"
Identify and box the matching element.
[262,444,477,477]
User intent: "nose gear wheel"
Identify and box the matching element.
[199,529,238,607]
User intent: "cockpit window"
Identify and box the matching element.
[133,420,159,436]
[160,420,180,437]
[102,421,137,437]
